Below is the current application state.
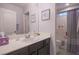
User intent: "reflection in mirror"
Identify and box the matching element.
[0,8,16,35]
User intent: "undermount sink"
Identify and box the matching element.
[29,33,40,38]
[9,33,41,43]
[20,33,40,42]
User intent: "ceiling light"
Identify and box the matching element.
[65,3,70,6]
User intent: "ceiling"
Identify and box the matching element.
[11,3,28,9]
[10,3,79,11]
[12,3,76,9]
[56,3,79,10]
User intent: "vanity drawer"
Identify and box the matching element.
[28,41,43,54]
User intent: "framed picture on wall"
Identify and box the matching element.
[41,9,50,21]
[31,14,36,23]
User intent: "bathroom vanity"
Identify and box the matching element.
[0,32,50,55]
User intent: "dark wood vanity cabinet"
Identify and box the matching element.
[6,38,50,55]
[28,40,44,55]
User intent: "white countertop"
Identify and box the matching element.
[0,32,50,55]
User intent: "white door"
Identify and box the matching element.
[0,8,16,35]
[24,13,29,33]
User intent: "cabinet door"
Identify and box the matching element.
[43,38,50,46]
[38,45,50,55]
[6,47,28,55]
[29,41,43,55]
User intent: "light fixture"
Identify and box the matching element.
[65,3,70,6]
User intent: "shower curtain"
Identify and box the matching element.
[67,10,77,54]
